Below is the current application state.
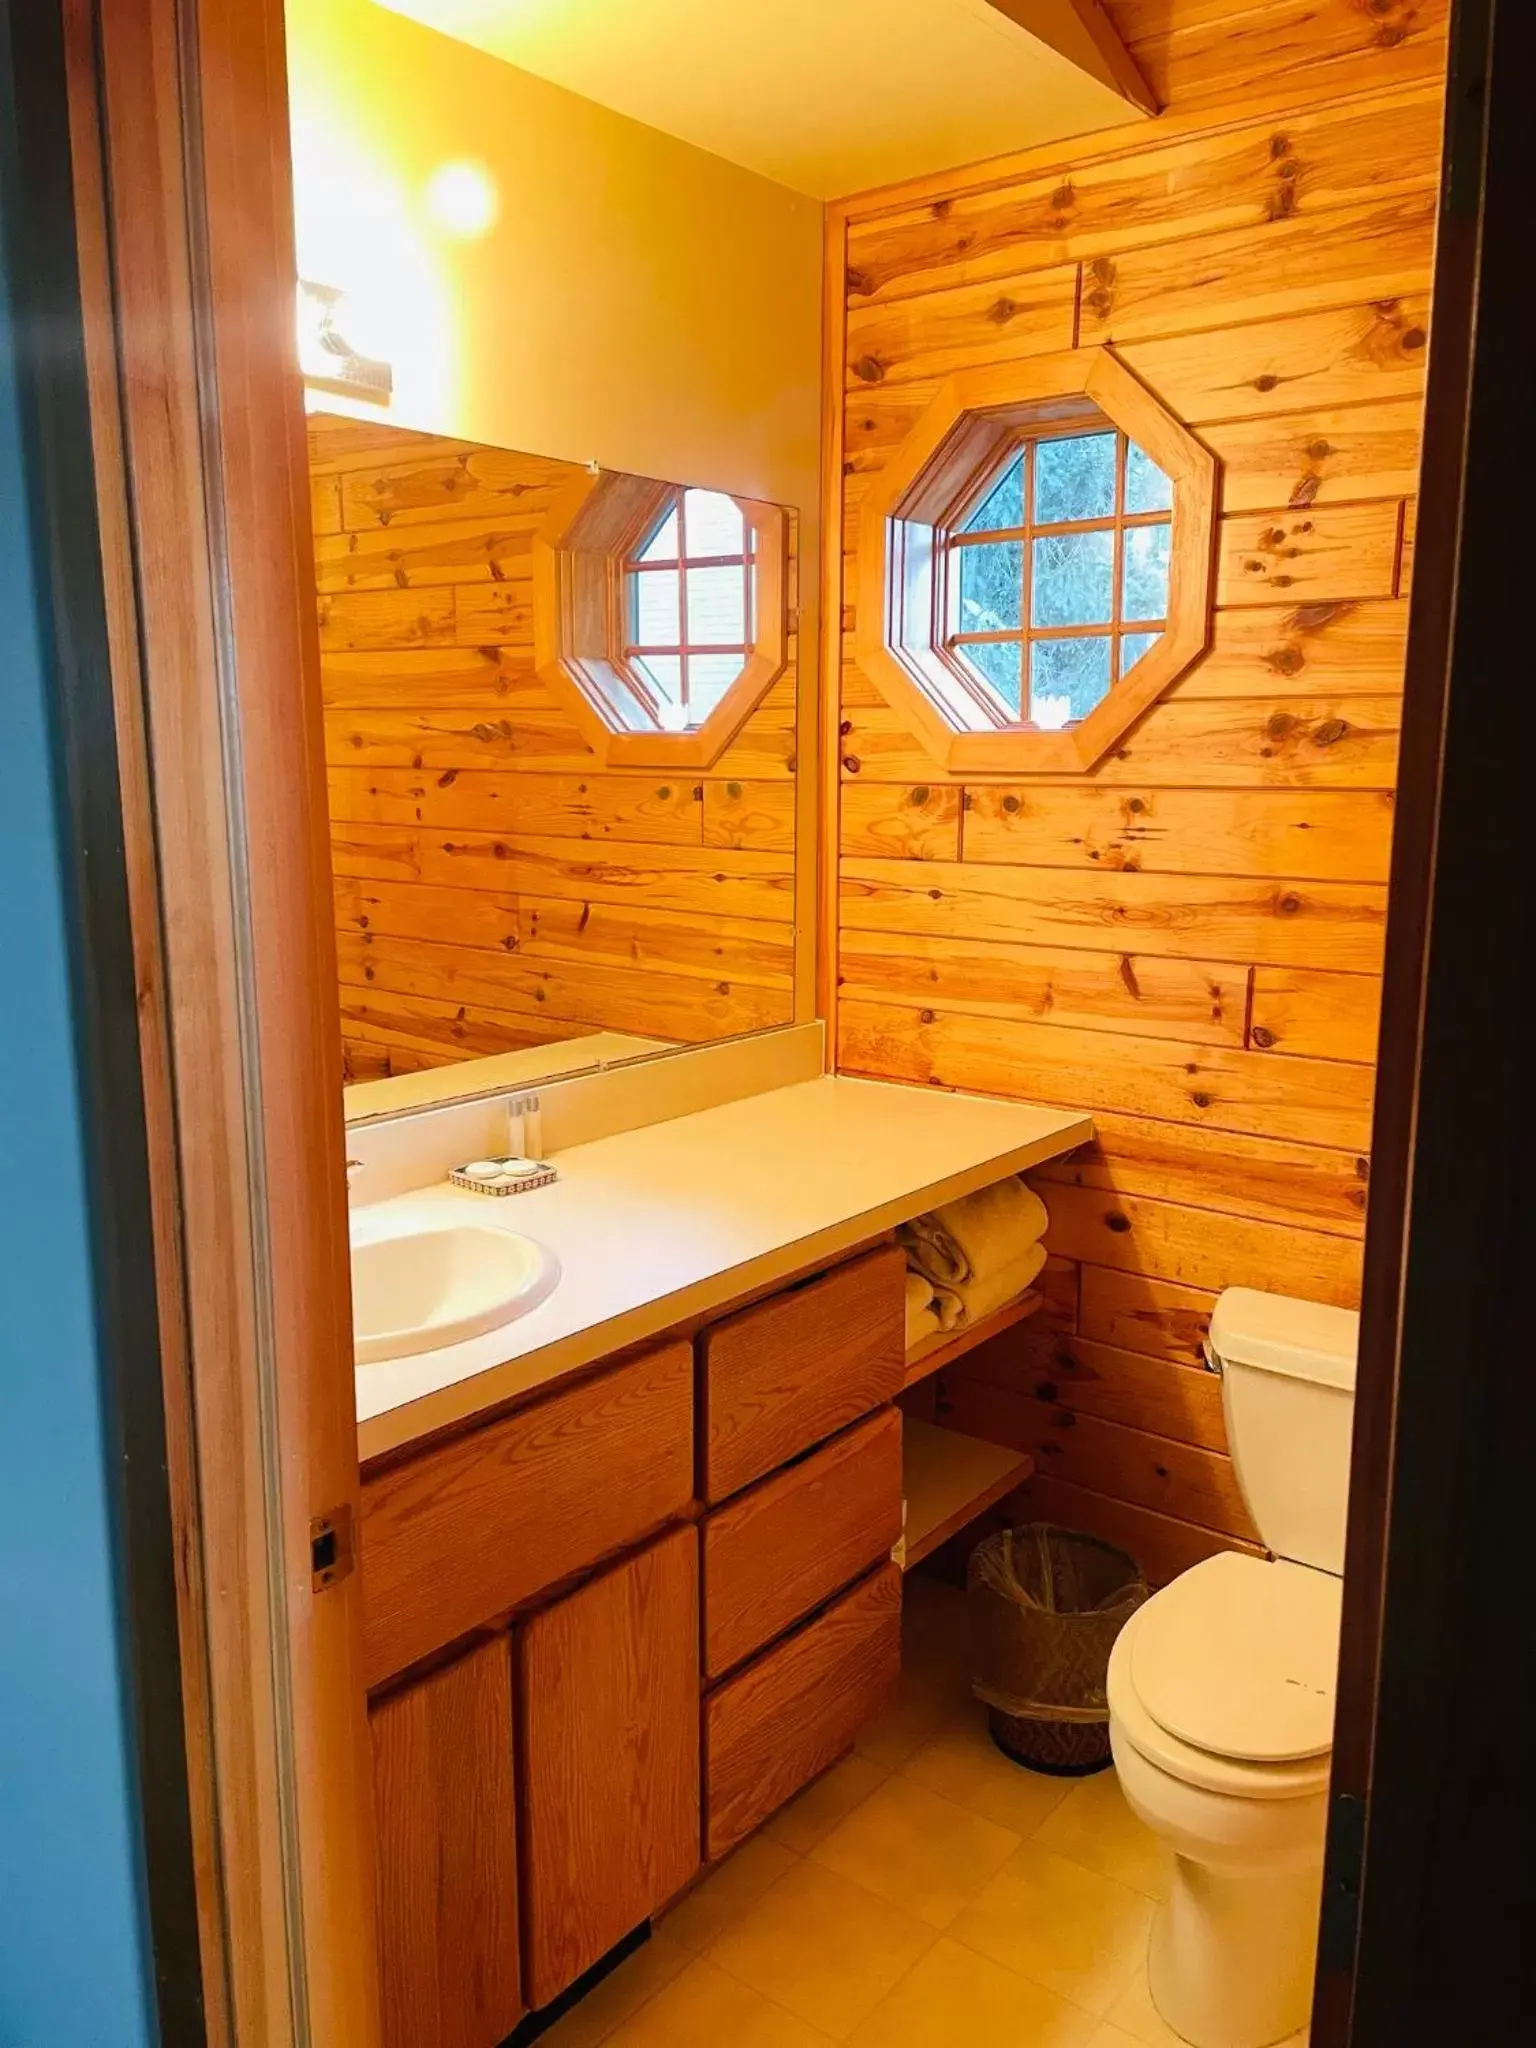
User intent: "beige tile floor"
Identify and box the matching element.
[544,1579,1308,2048]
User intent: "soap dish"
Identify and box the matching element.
[449,1156,558,1197]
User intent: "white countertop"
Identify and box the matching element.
[353,1074,1091,1462]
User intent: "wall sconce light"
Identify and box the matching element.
[297,279,393,403]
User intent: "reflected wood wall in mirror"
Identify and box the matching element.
[309,415,803,1114]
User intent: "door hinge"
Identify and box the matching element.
[1319,1789,1365,1975]
[310,1503,356,1592]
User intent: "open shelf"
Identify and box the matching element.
[902,1289,1043,1390]
[902,1418,1033,1571]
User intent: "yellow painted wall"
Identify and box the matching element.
[284,0,823,521]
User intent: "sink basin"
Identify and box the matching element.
[351,1220,559,1364]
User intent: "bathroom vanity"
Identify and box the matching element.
[349,1065,1090,2046]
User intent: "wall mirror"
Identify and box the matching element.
[313,416,804,1115]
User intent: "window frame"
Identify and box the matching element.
[621,486,757,734]
[534,470,788,769]
[854,347,1217,775]
[934,424,1172,731]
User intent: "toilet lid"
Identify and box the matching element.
[1130,1553,1342,1763]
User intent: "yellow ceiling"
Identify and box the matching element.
[367,0,1146,199]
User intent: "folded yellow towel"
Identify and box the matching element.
[901,1178,1049,1289]
[905,1269,941,1348]
[932,1239,1048,1331]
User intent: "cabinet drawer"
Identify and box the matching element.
[361,1342,693,1687]
[519,1527,701,2008]
[702,1409,903,1681]
[701,1245,905,1501]
[703,1562,902,1861]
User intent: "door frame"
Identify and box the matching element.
[1314,0,1536,2040]
[18,0,381,2040]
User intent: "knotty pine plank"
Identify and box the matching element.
[952,1323,1231,1453]
[1203,399,1426,513]
[320,645,542,711]
[1076,1266,1219,1367]
[327,765,705,846]
[838,858,1387,970]
[838,998,1377,1151]
[844,86,1441,308]
[836,928,1246,1047]
[838,673,1401,789]
[1031,1110,1370,1238]
[336,930,791,1043]
[314,511,541,591]
[942,1375,1259,1541]
[1250,964,1384,1062]
[961,784,1394,883]
[1215,502,1403,607]
[339,987,583,1068]
[339,446,571,531]
[1079,193,1436,346]
[1040,1181,1364,1306]
[839,782,964,862]
[1174,600,1409,700]
[700,780,798,853]
[844,263,1077,387]
[1109,0,1447,116]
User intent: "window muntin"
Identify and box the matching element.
[943,424,1172,732]
[624,487,756,733]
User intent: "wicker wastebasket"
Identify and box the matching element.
[969,1524,1149,1776]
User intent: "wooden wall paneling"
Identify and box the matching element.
[952,1322,1231,1450]
[370,1640,523,2048]
[1032,1111,1370,1237]
[836,929,1248,1047]
[830,0,1441,1558]
[518,1528,700,2009]
[839,676,1403,788]
[1011,1470,1264,1585]
[843,85,1441,309]
[942,1372,1260,1539]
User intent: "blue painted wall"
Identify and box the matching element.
[0,127,157,2048]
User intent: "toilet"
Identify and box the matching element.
[1107,1287,1358,2048]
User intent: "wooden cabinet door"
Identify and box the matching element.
[518,1527,701,2010]
[369,1639,523,2048]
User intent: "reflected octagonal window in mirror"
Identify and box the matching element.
[535,470,788,768]
[857,349,1216,774]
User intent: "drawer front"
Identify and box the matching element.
[703,1562,902,1861]
[701,1245,906,1502]
[702,1409,903,1681]
[361,1342,693,1687]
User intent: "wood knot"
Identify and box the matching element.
[920,1008,936,1025]
[1104,1212,1132,1234]
[845,268,870,296]
[1356,1157,1371,1180]
[1035,1381,1059,1404]
[852,355,885,384]
[1403,327,1427,351]
[987,297,1019,325]
[842,754,862,774]
[908,786,930,808]
[931,198,952,219]
[1251,1025,1277,1050]
[1313,717,1349,746]
[1308,440,1333,461]
[1278,892,1303,915]
[1090,257,1115,284]
[1289,475,1321,508]
[1191,1092,1212,1109]
[1002,794,1022,814]
[1270,644,1306,676]
[1269,133,1292,159]
[1051,182,1076,212]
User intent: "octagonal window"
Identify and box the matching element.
[534,468,788,768]
[944,425,1172,732]
[855,348,1216,774]
[625,488,755,733]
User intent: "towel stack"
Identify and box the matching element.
[900,1178,1049,1349]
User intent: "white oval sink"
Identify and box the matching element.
[351,1221,558,1364]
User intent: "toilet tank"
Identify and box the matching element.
[1209,1288,1359,1575]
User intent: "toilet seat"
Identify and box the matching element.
[1108,1555,1339,1801]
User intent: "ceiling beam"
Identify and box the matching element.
[982,0,1159,117]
